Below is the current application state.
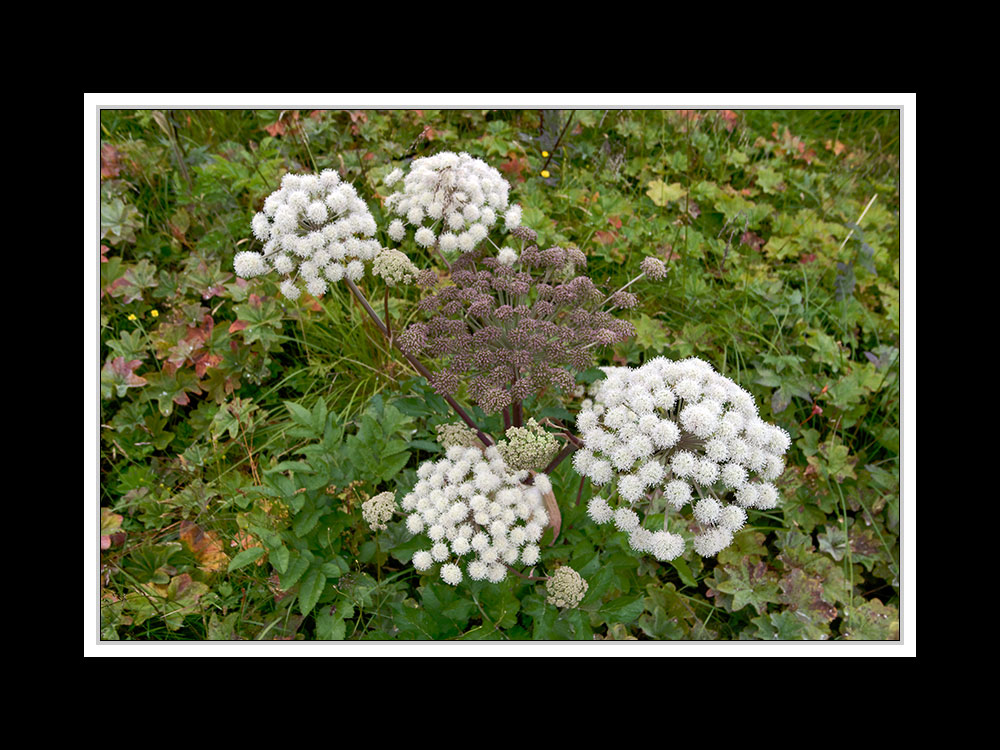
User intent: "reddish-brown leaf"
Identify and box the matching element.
[107,357,147,387]
[203,284,226,300]
[179,521,228,573]
[101,144,121,179]
[716,110,739,132]
[741,231,765,252]
[193,353,222,377]
[499,154,529,183]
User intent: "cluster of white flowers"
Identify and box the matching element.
[371,247,419,287]
[544,566,589,609]
[435,421,482,450]
[496,418,559,472]
[383,152,522,254]
[234,170,383,300]
[402,444,552,586]
[574,357,790,559]
[362,491,397,532]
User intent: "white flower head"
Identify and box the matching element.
[574,357,791,562]
[587,496,613,525]
[382,152,514,253]
[361,491,396,531]
[405,444,549,585]
[238,172,383,299]
[440,563,463,586]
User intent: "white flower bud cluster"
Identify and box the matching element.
[236,170,383,300]
[402,444,551,586]
[574,357,790,559]
[383,152,520,254]
[544,566,589,609]
[362,491,397,532]
[371,247,419,287]
[435,421,482,450]
[496,418,559,472]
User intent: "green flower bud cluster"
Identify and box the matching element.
[362,491,397,531]
[372,247,420,287]
[545,566,589,609]
[497,418,559,472]
[435,421,482,449]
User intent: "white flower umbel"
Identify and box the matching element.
[401,444,550,585]
[236,170,385,300]
[362,491,397,531]
[381,152,520,255]
[575,357,790,560]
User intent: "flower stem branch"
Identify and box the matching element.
[344,277,494,447]
[505,564,549,582]
[542,441,578,475]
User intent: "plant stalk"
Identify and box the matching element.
[343,277,493,447]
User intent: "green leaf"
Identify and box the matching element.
[101,197,143,245]
[646,180,687,207]
[755,165,785,194]
[227,546,264,573]
[293,507,323,537]
[599,594,644,624]
[283,401,319,437]
[321,556,350,579]
[633,313,670,353]
[671,558,698,588]
[298,568,327,616]
[143,368,203,417]
[270,545,290,575]
[713,557,780,614]
[315,610,347,640]
[280,553,311,590]
[842,599,899,640]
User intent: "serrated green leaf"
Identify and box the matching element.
[270,545,289,574]
[227,546,264,573]
[298,568,327,616]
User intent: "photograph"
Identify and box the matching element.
[88,98,911,653]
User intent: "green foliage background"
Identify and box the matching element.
[97,108,901,642]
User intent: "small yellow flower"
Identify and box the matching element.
[127,314,137,321]
[150,310,159,318]
[540,170,550,179]
[541,151,549,158]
